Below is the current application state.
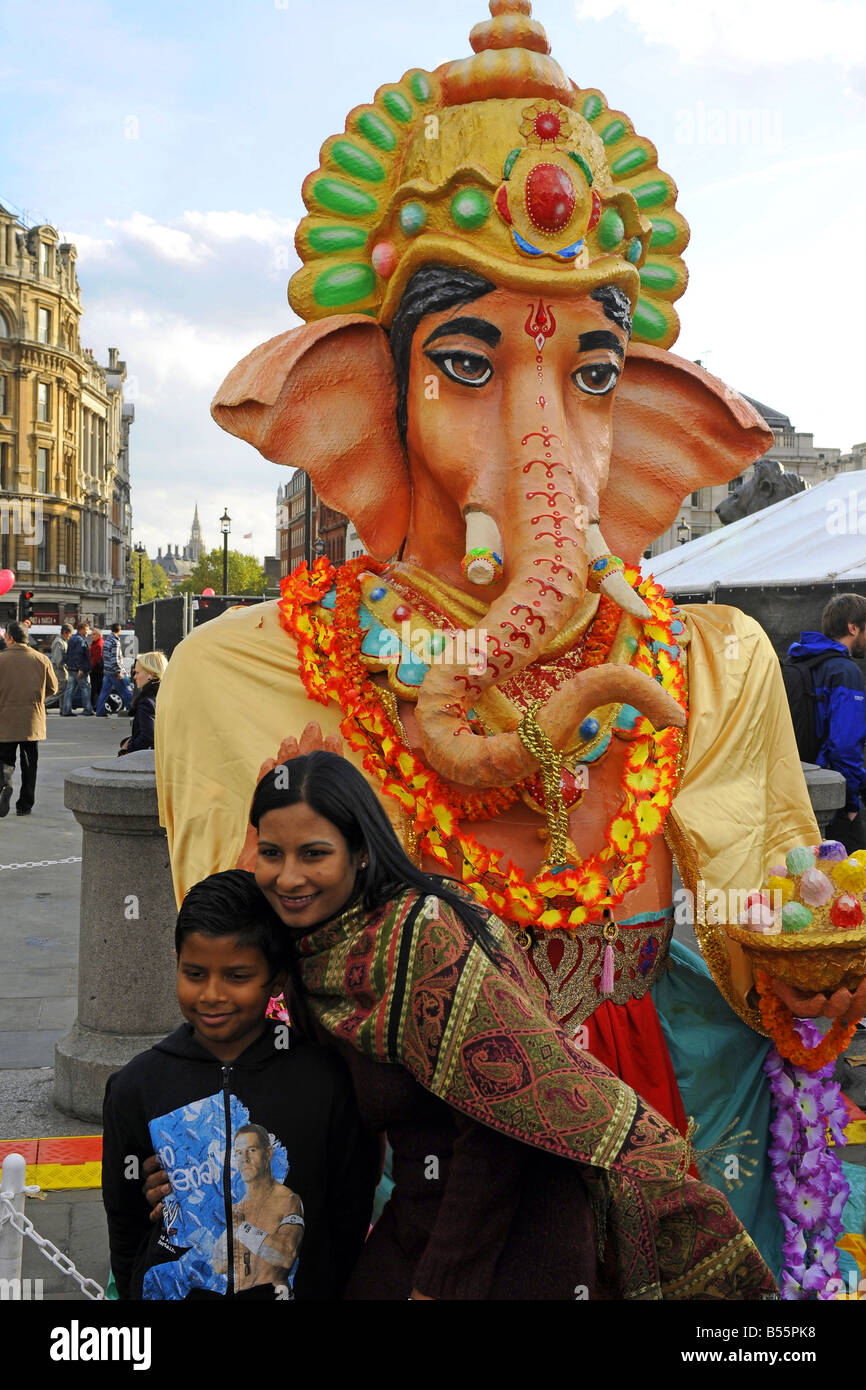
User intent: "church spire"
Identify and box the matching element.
[189,502,204,563]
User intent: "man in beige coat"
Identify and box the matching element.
[0,621,58,817]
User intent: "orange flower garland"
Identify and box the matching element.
[278,557,687,934]
[755,968,858,1071]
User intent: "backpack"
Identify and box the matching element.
[780,652,829,763]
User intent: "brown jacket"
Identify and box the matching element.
[0,643,58,741]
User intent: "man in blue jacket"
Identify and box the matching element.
[788,593,866,852]
[61,620,93,716]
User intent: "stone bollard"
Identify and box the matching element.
[801,763,847,839]
[54,750,179,1122]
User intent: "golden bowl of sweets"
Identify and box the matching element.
[725,841,866,993]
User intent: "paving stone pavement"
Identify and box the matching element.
[1,710,125,1300]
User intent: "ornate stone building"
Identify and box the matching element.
[276,472,323,576]
[0,204,134,624]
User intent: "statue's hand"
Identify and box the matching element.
[236,723,344,871]
[770,974,866,1026]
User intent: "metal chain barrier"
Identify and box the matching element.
[0,1193,105,1300]
[0,856,82,873]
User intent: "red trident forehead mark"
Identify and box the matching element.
[525,299,556,351]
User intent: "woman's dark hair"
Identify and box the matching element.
[250,751,499,958]
[388,263,495,450]
[176,869,287,978]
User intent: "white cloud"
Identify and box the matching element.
[575,0,866,68]
[685,145,866,198]
[181,210,297,246]
[85,305,273,404]
[65,231,114,261]
[106,212,214,265]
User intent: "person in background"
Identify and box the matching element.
[51,623,73,710]
[119,651,167,756]
[787,593,866,853]
[89,627,105,710]
[97,623,132,716]
[0,620,58,816]
[62,621,93,717]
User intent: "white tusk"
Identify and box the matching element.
[585,522,652,620]
[463,510,504,586]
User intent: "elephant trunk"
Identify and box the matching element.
[414,484,682,789]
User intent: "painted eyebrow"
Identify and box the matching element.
[423,317,502,349]
[577,330,624,360]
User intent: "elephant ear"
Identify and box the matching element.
[211,314,410,560]
[600,344,773,564]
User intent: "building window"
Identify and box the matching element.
[40,242,50,276]
[37,307,51,344]
[728,475,742,494]
[0,374,7,414]
[0,441,8,490]
[37,447,49,492]
[690,491,702,507]
[0,311,9,338]
[37,530,48,573]
[37,381,50,422]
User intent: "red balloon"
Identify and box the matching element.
[0,569,15,597]
[201,587,215,597]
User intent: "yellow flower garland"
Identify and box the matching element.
[278,557,687,933]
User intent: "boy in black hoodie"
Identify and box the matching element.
[102,870,376,1300]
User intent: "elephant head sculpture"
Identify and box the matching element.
[211,0,773,790]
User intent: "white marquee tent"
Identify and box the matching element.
[643,472,866,593]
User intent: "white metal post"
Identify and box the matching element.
[0,1152,27,1285]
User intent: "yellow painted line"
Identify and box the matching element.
[30,1161,102,1190]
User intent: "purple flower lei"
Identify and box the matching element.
[764,1021,850,1300]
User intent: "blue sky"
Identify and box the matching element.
[2,0,864,559]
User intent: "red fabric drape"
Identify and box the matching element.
[585,992,690,1139]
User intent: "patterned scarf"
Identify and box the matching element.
[295,889,776,1300]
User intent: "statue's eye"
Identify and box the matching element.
[425,350,493,388]
[572,362,620,396]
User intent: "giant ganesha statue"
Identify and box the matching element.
[156,0,866,1290]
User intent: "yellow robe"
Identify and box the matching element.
[154,597,818,1030]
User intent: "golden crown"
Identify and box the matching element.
[289,0,689,347]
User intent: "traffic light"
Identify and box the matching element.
[18,591,34,621]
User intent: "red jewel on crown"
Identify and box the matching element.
[525,163,575,235]
[534,111,562,141]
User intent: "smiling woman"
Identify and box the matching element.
[240,746,776,1302]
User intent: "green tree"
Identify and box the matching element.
[130,549,171,613]
[177,548,268,596]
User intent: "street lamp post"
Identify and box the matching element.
[134,541,145,606]
[220,508,231,596]
[676,517,691,546]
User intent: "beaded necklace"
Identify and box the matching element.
[278,556,687,934]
